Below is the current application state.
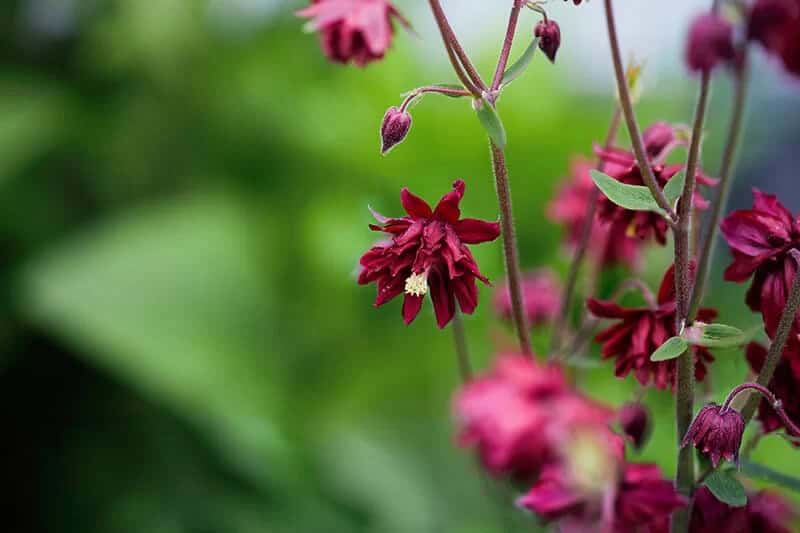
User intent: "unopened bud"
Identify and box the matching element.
[535,20,561,64]
[681,403,744,467]
[380,106,412,155]
[643,122,676,159]
[685,14,735,73]
[618,402,652,451]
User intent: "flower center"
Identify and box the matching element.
[404,272,428,297]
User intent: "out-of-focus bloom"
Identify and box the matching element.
[297,0,407,67]
[746,341,800,445]
[720,189,800,339]
[748,0,800,78]
[548,158,642,268]
[690,486,798,533]
[681,403,745,467]
[618,402,652,451]
[454,353,613,480]
[358,180,500,328]
[535,19,561,63]
[380,106,412,154]
[493,269,562,326]
[588,264,718,390]
[685,13,736,73]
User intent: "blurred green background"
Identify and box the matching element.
[2,1,800,532]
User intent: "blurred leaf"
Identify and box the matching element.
[741,459,800,493]
[591,170,664,214]
[704,470,747,507]
[501,37,540,86]
[650,336,688,361]
[474,98,507,149]
[663,172,685,207]
[684,323,746,349]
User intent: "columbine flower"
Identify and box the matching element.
[681,403,745,467]
[297,0,408,67]
[588,264,718,390]
[380,106,412,154]
[748,0,800,78]
[691,486,798,533]
[618,402,652,451]
[746,341,800,444]
[685,13,736,73]
[535,19,561,63]
[358,180,499,328]
[493,269,562,326]
[720,189,800,339]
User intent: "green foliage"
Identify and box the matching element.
[501,37,540,86]
[704,470,748,507]
[590,170,666,214]
[650,336,689,361]
[474,97,507,149]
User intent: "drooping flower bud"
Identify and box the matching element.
[380,106,412,155]
[685,14,735,73]
[618,402,652,451]
[535,20,561,63]
[681,403,745,467]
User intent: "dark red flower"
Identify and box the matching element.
[681,403,745,467]
[297,0,408,67]
[748,0,800,78]
[535,19,561,63]
[358,180,499,328]
[618,402,652,451]
[720,189,800,340]
[380,106,412,154]
[614,463,688,533]
[690,486,797,533]
[548,158,642,268]
[493,269,561,326]
[746,341,800,444]
[685,13,736,73]
[588,263,718,390]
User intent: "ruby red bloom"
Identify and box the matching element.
[358,180,499,328]
[681,403,745,467]
[720,189,800,339]
[748,0,800,78]
[685,13,736,73]
[493,269,562,326]
[746,341,800,444]
[588,264,718,390]
[297,0,407,67]
[690,486,797,533]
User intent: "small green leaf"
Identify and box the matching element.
[685,323,746,348]
[741,460,800,493]
[590,170,664,214]
[474,98,507,149]
[501,37,540,86]
[663,172,685,206]
[704,470,747,507]
[650,336,688,362]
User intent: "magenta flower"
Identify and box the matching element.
[691,486,798,533]
[746,341,800,444]
[685,13,736,73]
[748,0,800,78]
[720,189,800,339]
[588,264,718,390]
[358,180,499,328]
[613,463,687,533]
[681,403,745,467]
[297,0,408,67]
[617,402,652,451]
[493,269,561,326]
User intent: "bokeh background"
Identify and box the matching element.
[2,1,800,532]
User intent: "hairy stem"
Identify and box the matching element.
[399,86,472,112]
[428,0,487,94]
[491,0,523,90]
[490,142,533,356]
[451,310,473,382]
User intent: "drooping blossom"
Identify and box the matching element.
[380,106,412,154]
[358,180,499,328]
[588,263,718,390]
[681,403,745,467]
[690,486,798,533]
[454,353,613,480]
[748,0,800,78]
[746,341,800,445]
[720,189,800,340]
[493,269,562,326]
[685,13,736,73]
[297,0,408,67]
[618,402,652,451]
[535,19,561,63]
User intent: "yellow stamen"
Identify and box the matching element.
[404,272,428,297]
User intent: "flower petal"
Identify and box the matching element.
[430,271,455,328]
[400,187,433,219]
[402,293,424,325]
[454,218,501,244]
[433,179,465,223]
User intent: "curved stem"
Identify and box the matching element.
[399,86,472,112]
[490,142,533,356]
[722,383,800,436]
[451,310,473,382]
[491,0,523,90]
[428,0,487,94]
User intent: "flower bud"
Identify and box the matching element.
[380,106,412,155]
[618,402,652,451]
[685,14,735,73]
[643,122,676,159]
[681,403,745,467]
[535,20,561,63]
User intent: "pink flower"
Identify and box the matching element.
[588,264,718,390]
[720,189,800,340]
[748,0,800,78]
[685,14,736,73]
[681,403,745,467]
[613,464,687,533]
[358,180,500,328]
[690,486,797,533]
[297,0,407,67]
[617,402,652,451]
[746,341,800,444]
[493,269,562,326]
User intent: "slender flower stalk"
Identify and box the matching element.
[451,310,473,382]
[491,0,524,90]
[400,86,472,112]
[722,383,800,436]
[428,0,487,94]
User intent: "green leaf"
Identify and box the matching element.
[590,170,664,214]
[501,37,540,86]
[704,470,747,507]
[650,336,688,362]
[685,323,746,348]
[474,98,507,149]
[741,460,800,493]
[663,172,685,206]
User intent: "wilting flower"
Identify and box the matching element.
[681,403,745,467]
[746,341,800,444]
[493,269,562,326]
[618,402,652,451]
[535,19,561,63]
[380,106,412,154]
[685,13,736,73]
[454,353,613,480]
[297,0,408,67]
[358,180,499,328]
[548,158,642,268]
[588,264,718,390]
[720,189,800,339]
[691,486,798,533]
[748,0,800,78]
